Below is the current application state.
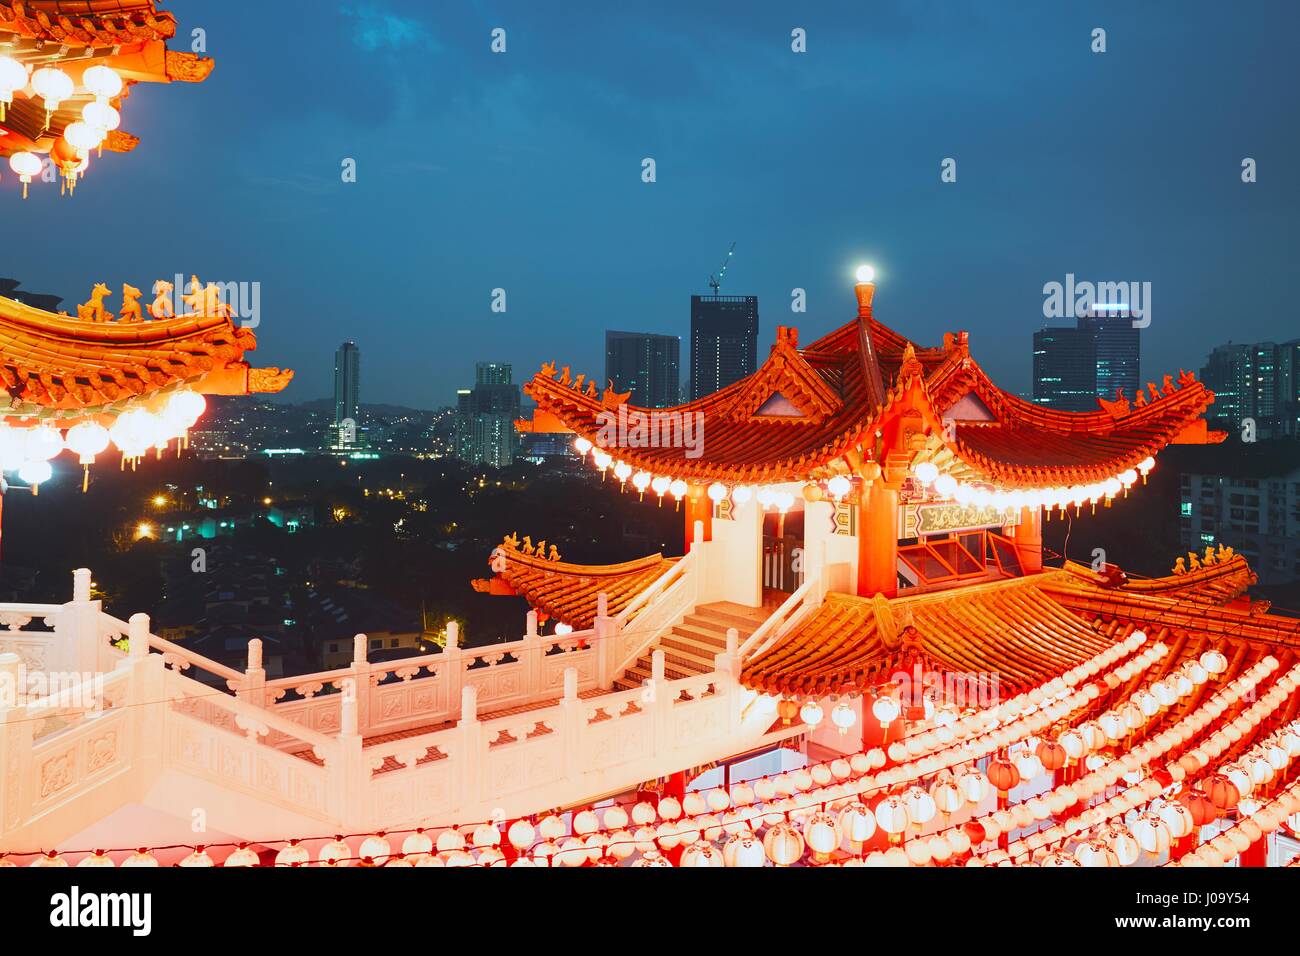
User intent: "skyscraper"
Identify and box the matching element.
[605,331,680,408]
[1032,316,1140,412]
[455,363,521,468]
[1201,340,1300,438]
[332,341,361,448]
[690,295,758,400]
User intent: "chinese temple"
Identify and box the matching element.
[2,260,1298,867]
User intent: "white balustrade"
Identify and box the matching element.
[0,559,795,850]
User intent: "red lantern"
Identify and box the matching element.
[1036,740,1067,773]
[1202,775,1240,812]
[777,699,800,726]
[987,758,1020,796]
[963,819,988,847]
[1177,789,1218,827]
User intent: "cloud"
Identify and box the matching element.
[339,2,437,53]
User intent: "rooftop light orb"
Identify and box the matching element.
[855,264,876,284]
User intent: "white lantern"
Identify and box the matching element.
[871,695,900,727]
[83,65,124,101]
[914,461,939,483]
[723,832,766,867]
[31,66,73,113]
[225,846,261,867]
[18,460,52,488]
[800,700,824,727]
[180,848,216,867]
[707,482,728,502]
[679,839,723,867]
[275,842,311,866]
[831,700,857,734]
[357,835,391,865]
[0,55,27,119]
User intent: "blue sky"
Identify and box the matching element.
[9,0,1299,407]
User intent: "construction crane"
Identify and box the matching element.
[707,241,737,296]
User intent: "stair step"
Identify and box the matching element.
[691,606,769,632]
[623,661,695,684]
[662,632,728,658]
[670,623,732,647]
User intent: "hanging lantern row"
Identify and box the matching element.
[0,389,205,493]
[911,456,1156,516]
[965,657,1288,866]
[0,61,124,198]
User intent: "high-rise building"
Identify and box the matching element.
[1032,316,1140,412]
[455,363,521,468]
[1200,340,1300,438]
[690,295,758,400]
[333,341,361,448]
[605,331,680,408]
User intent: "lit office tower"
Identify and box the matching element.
[1201,340,1300,438]
[605,331,681,408]
[690,295,758,400]
[455,363,521,468]
[333,341,361,446]
[1033,316,1140,412]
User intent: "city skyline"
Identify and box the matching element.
[6,0,1297,409]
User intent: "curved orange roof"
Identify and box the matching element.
[0,293,292,421]
[472,536,679,630]
[741,578,1115,698]
[524,291,1220,488]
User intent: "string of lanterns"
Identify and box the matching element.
[963,657,1289,866]
[0,389,205,493]
[1,60,124,198]
[911,456,1156,516]
[572,434,1157,520]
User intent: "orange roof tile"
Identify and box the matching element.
[472,536,679,630]
[742,555,1299,700]
[524,295,1218,487]
[741,577,1115,698]
[0,293,291,420]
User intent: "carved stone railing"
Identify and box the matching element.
[0,565,801,849]
[608,543,701,682]
[738,570,823,663]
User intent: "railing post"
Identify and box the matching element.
[594,592,614,691]
[59,567,103,676]
[456,685,480,814]
[241,638,266,707]
[560,665,583,788]
[444,622,462,718]
[691,520,706,604]
[128,613,150,660]
[332,676,366,831]
[0,652,34,834]
[522,611,542,696]
[650,648,669,754]
[349,634,372,735]
[716,627,739,677]
[126,613,165,796]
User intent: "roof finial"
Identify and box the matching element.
[854,264,876,317]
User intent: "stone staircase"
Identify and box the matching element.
[613,602,771,692]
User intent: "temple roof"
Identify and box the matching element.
[523,289,1222,487]
[471,535,678,630]
[742,555,1300,699]
[740,577,1116,698]
[0,292,291,422]
[1,0,212,161]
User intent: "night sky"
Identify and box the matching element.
[8,0,1299,408]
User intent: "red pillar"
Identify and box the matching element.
[856,481,898,598]
[1240,835,1268,867]
[1013,506,1043,574]
[684,492,712,547]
